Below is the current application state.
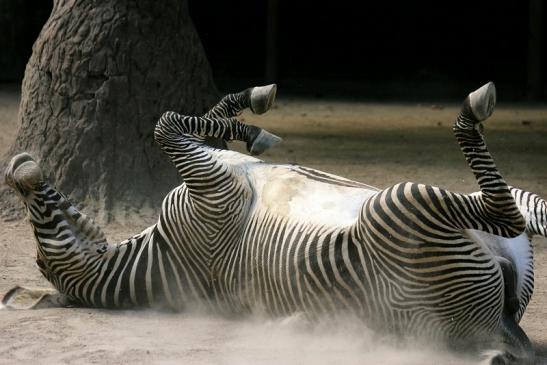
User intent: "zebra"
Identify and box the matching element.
[3,82,545,364]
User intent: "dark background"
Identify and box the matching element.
[1,0,545,101]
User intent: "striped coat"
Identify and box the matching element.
[5,83,542,364]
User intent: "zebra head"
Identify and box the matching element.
[5,152,43,200]
[4,153,68,227]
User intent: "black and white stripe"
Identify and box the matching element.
[506,186,547,321]
[6,83,542,364]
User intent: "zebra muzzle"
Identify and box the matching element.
[5,153,43,191]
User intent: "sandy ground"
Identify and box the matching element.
[1,85,546,364]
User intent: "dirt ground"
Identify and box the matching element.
[0,85,546,364]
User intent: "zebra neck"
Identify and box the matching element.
[24,183,123,303]
[51,226,154,308]
[29,184,110,255]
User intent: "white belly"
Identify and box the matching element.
[248,164,378,227]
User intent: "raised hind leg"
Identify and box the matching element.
[360,83,525,237]
[356,82,525,256]
[450,87,535,363]
[451,82,525,237]
[353,82,530,359]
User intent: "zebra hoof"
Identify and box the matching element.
[469,82,496,121]
[5,152,43,190]
[250,84,277,115]
[248,129,282,156]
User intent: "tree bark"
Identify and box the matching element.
[2,0,218,222]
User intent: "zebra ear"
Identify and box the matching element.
[469,82,496,121]
[1,286,69,310]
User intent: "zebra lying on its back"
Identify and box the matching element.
[4,83,546,364]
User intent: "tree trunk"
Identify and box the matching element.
[2,0,218,222]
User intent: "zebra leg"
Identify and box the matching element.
[154,112,281,208]
[202,84,277,149]
[453,82,526,237]
[203,84,277,119]
[356,83,526,248]
[353,83,529,349]
[359,83,525,241]
[487,258,534,364]
[496,256,519,316]
[486,317,535,365]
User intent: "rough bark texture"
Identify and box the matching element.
[2,0,218,222]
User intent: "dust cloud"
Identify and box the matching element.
[102,309,492,365]
[210,315,485,365]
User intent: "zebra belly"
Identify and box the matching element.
[247,164,378,228]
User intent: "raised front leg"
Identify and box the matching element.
[201,85,277,149]
[154,113,281,216]
[204,84,277,119]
